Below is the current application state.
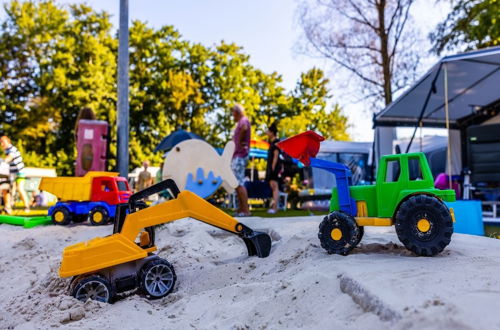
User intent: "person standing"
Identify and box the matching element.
[265,122,282,214]
[0,136,29,214]
[137,160,154,192]
[231,104,251,217]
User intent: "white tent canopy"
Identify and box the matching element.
[374,46,500,128]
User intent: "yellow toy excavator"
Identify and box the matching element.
[59,179,272,303]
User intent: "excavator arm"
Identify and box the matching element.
[59,179,271,278]
[118,179,271,258]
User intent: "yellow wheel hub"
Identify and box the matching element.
[417,218,431,233]
[54,211,64,222]
[93,212,103,223]
[331,228,343,241]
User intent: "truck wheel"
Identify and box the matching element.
[89,206,109,226]
[318,211,362,255]
[51,206,72,225]
[72,274,114,303]
[139,258,176,300]
[395,194,453,256]
[72,215,88,223]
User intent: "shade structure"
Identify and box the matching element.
[374,46,500,128]
[154,129,203,152]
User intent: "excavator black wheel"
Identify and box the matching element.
[51,206,72,225]
[395,194,453,256]
[139,258,176,300]
[72,274,114,303]
[318,211,362,255]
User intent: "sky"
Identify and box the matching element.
[0,0,451,141]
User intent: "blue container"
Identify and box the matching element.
[445,200,484,236]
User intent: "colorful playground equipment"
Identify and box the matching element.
[278,131,456,256]
[60,179,272,303]
[162,140,238,199]
[40,172,132,225]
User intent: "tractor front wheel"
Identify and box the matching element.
[395,194,453,256]
[318,211,362,255]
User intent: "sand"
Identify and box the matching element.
[1,216,500,329]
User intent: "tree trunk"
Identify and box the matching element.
[377,0,393,106]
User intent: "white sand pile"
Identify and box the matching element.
[1,216,500,329]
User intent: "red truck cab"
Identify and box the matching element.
[90,177,132,204]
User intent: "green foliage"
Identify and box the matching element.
[0,0,350,175]
[431,0,500,55]
[281,68,350,140]
[0,0,116,174]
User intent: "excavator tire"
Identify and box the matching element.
[139,258,176,300]
[395,194,453,256]
[72,274,114,303]
[51,206,72,226]
[318,211,362,255]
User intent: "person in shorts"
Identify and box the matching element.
[231,104,251,217]
[1,136,29,213]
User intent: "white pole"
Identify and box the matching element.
[444,63,452,190]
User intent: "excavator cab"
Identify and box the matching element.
[60,179,272,303]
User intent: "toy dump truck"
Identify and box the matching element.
[278,131,455,256]
[59,179,272,303]
[40,172,132,225]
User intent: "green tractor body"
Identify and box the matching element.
[330,152,456,217]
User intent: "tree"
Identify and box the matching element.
[0,0,116,174]
[0,0,350,175]
[430,0,500,55]
[297,0,420,107]
[281,68,350,140]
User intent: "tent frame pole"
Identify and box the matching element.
[444,63,452,190]
[405,63,443,153]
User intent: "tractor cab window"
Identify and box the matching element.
[385,159,400,182]
[409,157,423,181]
[101,180,115,192]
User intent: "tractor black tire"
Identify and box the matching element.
[395,194,454,256]
[318,211,362,255]
[139,258,176,300]
[51,206,72,225]
[89,206,110,226]
[355,226,365,247]
[72,214,88,223]
[71,274,114,303]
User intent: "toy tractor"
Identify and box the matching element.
[59,179,272,303]
[278,131,456,256]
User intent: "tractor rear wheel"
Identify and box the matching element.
[318,211,362,255]
[72,274,114,303]
[51,206,72,225]
[139,258,176,300]
[89,206,110,226]
[395,194,453,256]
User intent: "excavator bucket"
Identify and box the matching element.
[276,131,325,166]
[241,230,272,258]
